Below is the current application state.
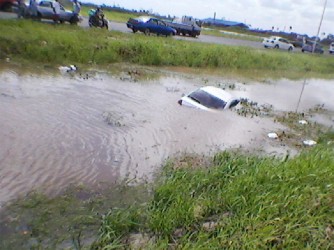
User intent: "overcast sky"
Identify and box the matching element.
[88,0,333,37]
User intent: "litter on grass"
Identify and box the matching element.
[59,65,77,73]
[303,140,317,146]
[298,120,308,125]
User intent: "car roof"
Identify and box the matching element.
[200,86,235,101]
[135,16,154,22]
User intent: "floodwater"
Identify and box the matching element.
[0,66,333,206]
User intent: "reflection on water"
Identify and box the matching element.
[0,68,333,205]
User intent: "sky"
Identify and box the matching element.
[87,0,334,37]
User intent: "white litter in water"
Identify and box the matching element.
[303,140,317,146]
[59,65,77,73]
[298,120,308,125]
[268,132,278,139]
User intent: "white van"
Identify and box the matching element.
[329,42,334,54]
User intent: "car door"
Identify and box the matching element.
[157,20,168,35]
[147,19,159,34]
[59,4,70,22]
[279,38,289,50]
[38,0,54,18]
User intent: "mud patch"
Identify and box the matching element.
[0,183,150,249]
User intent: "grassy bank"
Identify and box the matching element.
[1,20,334,79]
[93,145,334,249]
[1,142,333,249]
[202,28,263,42]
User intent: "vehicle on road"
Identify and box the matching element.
[329,42,334,54]
[290,40,304,48]
[88,8,108,29]
[165,16,201,37]
[0,0,15,11]
[178,86,240,111]
[23,0,80,24]
[126,16,176,37]
[301,42,324,54]
[262,36,294,51]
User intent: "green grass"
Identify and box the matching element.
[202,27,263,42]
[93,143,334,249]
[1,20,334,80]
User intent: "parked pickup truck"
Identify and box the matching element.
[165,16,202,37]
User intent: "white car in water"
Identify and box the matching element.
[262,36,294,51]
[178,86,240,111]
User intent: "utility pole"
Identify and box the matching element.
[313,0,327,53]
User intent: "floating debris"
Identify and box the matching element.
[102,111,124,127]
[298,120,308,125]
[268,132,279,139]
[166,86,180,93]
[237,98,273,117]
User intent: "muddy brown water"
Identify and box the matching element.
[0,67,333,206]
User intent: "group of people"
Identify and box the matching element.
[17,0,81,23]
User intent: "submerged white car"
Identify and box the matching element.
[262,36,294,51]
[178,86,240,111]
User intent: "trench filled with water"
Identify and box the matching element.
[0,66,333,206]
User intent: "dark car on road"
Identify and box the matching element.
[126,16,176,37]
[301,42,324,54]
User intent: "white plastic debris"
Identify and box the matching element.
[298,120,308,125]
[268,132,278,139]
[303,140,317,146]
[58,65,77,73]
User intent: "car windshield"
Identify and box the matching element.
[188,89,227,109]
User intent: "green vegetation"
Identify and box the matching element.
[92,141,334,249]
[1,20,334,79]
[201,25,265,42]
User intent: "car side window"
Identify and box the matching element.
[40,1,51,7]
[158,21,166,26]
[149,19,157,25]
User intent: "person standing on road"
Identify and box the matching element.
[52,0,61,23]
[72,0,81,16]
[29,0,38,19]
[17,0,25,18]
